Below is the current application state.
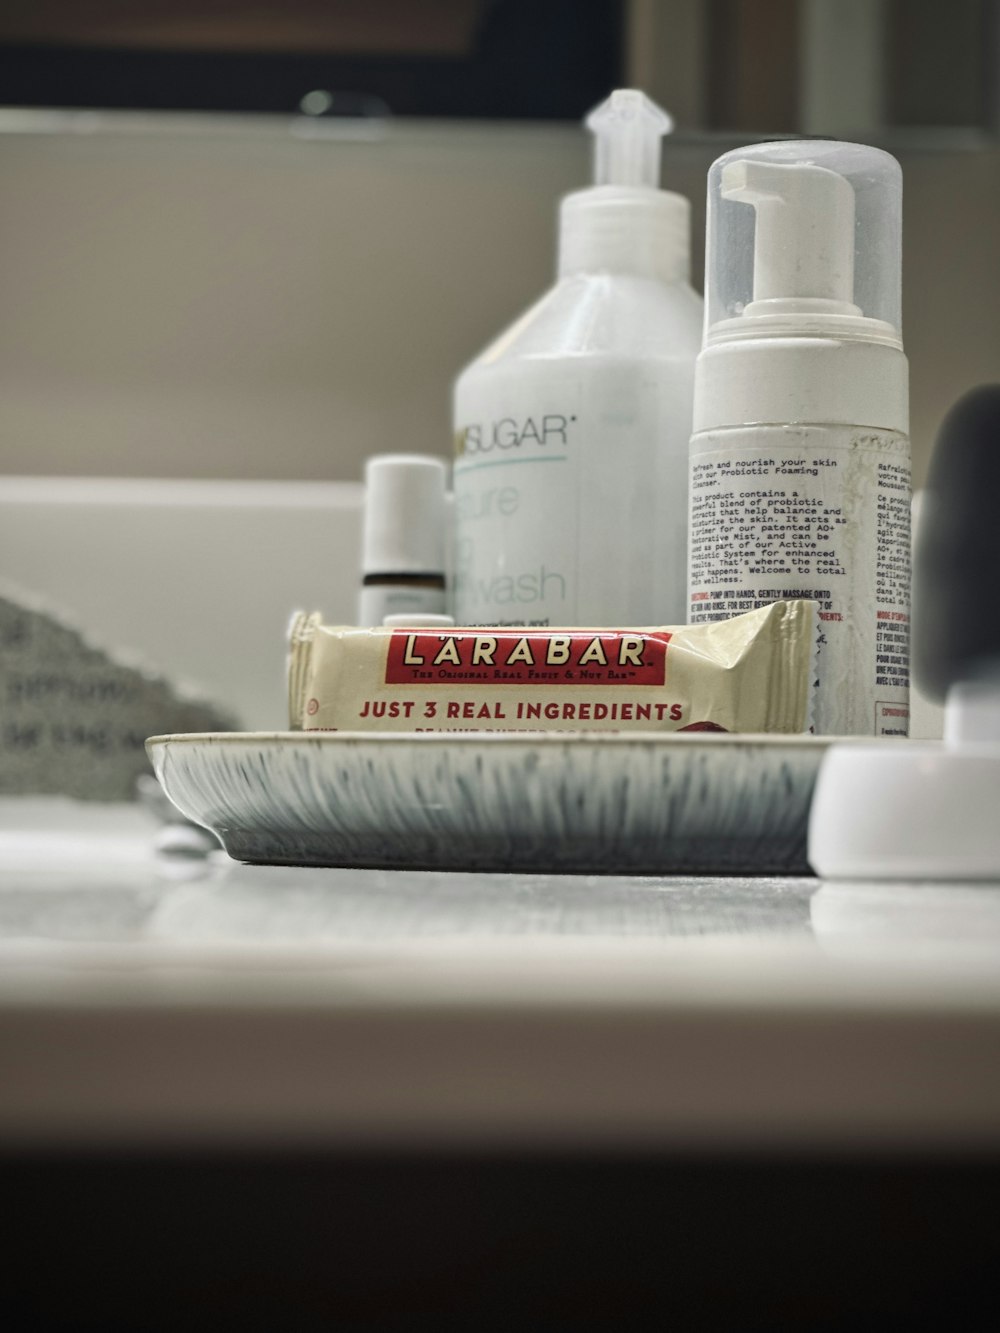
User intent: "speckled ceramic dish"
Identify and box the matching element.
[147,731,832,875]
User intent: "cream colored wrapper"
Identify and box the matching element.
[288,601,817,734]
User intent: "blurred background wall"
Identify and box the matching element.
[0,0,997,490]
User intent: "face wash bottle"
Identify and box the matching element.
[688,141,911,735]
[452,89,702,627]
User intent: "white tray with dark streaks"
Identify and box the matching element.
[147,731,832,875]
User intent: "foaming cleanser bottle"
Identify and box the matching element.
[452,90,702,627]
[688,141,911,735]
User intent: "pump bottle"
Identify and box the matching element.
[452,90,702,627]
[688,141,911,735]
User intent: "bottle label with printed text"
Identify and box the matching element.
[688,425,910,735]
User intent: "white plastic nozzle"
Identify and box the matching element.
[558,88,687,282]
[720,159,859,316]
[586,89,672,189]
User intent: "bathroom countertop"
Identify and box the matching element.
[2,799,999,1152]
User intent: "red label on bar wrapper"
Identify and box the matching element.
[385,631,672,686]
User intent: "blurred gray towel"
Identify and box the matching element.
[0,581,238,801]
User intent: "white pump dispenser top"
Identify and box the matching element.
[588,88,672,188]
[720,160,860,318]
[558,89,689,284]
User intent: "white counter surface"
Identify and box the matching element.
[2,799,999,1152]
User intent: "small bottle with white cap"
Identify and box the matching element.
[452,89,702,627]
[688,140,911,735]
[358,454,448,627]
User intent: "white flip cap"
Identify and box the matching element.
[361,454,447,576]
[720,159,859,317]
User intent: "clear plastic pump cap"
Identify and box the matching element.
[704,140,902,348]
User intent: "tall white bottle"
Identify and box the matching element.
[687,141,911,735]
[452,90,702,627]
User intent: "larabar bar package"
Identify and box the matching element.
[289,600,817,735]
